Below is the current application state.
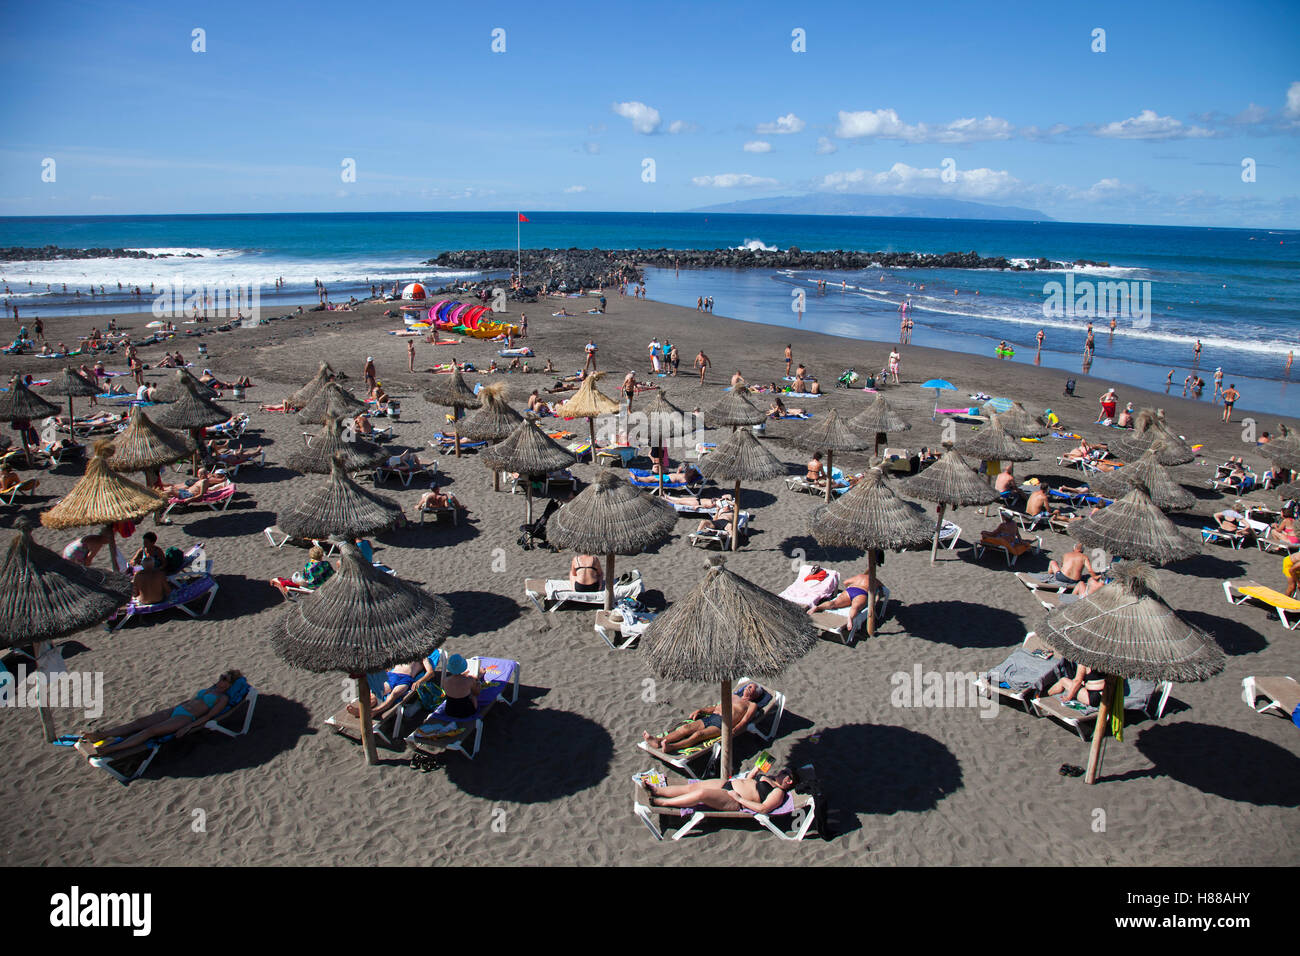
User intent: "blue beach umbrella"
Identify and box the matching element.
[923,379,956,420]
[986,397,1014,413]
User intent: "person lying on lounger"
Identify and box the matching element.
[1212,508,1249,535]
[270,545,334,598]
[650,461,702,485]
[131,555,172,606]
[345,657,437,720]
[1025,486,1076,523]
[642,764,798,814]
[642,682,766,754]
[0,463,36,495]
[417,489,462,512]
[1062,439,1104,463]
[696,498,738,535]
[982,517,1032,555]
[661,492,733,511]
[75,669,242,758]
[808,566,884,618]
[1046,663,1109,708]
[198,369,253,390]
[155,468,215,500]
[206,443,259,469]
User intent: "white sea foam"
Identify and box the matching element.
[736,238,779,252]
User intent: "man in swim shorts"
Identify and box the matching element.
[641,682,765,754]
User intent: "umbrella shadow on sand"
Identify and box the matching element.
[441,589,524,637]
[777,533,862,565]
[227,464,296,485]
[205,574,284,620]
[1164,552,1248,581]
[786,723,963,835]
[441,708,614,803]
[1126,723,1300,806]
[892,600,1026,649]
[183,509,279,539]
[1178,609,1270,657]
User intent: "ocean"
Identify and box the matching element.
[1,211,1296,415]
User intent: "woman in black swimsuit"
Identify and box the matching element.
[570,554,603,593]
[644,765,799,813]
[1047,663,1108,707]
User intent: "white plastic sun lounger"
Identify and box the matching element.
[1223,580,1300,630]
[1240,676,1300,719]
[1030,679,1173,740]
[633,759,817,842]
[523,570,643,613]
[635,677,788,776]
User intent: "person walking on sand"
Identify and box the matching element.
[1036,329,1045,351]
[784,344,793,377]
[583,339,598,372]
[695,349,711,385]
[1194,339,1202,363]
[1213,367,1224,403]
[696,296,703,312]
[623,371,636,412]
[1221,383,1239,423]
[364,357,377,391]
[407,339,416,373]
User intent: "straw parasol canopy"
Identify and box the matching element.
[271,541,451,765]
[901,446,1000,562]
[791,409,873,502]
[848,393,911,456]
[1265,426,1300,473]
[152,367,218,402]
[982,401,1049,438]
[286,415,387,474]
[1275,478,1300,502]
[956,413,1034,464]
[41,442,166,569]
[291,362,336,409]
[642,555,818,778]
[150,371,233,472]
[457,382,523,442]
[277,459,403,541]
[703,387,766,429]
[548,469,676,610]
[1089,444,1195,511]
[1112,410,1195,466]
[698,426,785,552]
[809,466,934,636]
[483,415,577,524]
[0,521,132,740]
[553,372,621,453]
[642,389,687,494]
[1069,485,1199,565]
[1040,563,1224,783]
[297,381,367,426]
[39,367,100,425]
[109,406,194,477]
[423,369,481,457]
[0,374,60,467]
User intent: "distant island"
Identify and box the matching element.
[687,194,1053,222]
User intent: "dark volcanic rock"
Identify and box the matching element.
[0,245,188,262]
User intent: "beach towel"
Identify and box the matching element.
[985,648,1068,694]
[778,567,840,609]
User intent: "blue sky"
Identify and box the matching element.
[1,0,1297,226]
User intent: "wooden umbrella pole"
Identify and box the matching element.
[731,479,742,552]
[825,449,835,503]
[719,678,734,780]
[356,674,378,765]
[588,417,597,456]
[1084,674,1116,784]
[191,428,202,474]
[525,480,534,526]
[34,640,55,743]
[493,469,500,493]
[930,504,946,564]
[604,553,616,611]
[67,396,75,428]
[103,523,120,573]
[866,547,878,638]
[453,411,461,458]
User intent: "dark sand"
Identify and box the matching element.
[0,293,1296,866]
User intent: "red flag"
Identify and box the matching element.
[518,213,529,223]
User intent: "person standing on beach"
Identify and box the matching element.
[1036,329,1045,351]
[648,337,661,375]
[407,339,416,373]
[1165,369,1174,392]
[1182,373,1192,397]
[695,350,710,384]
[1194,339,1202,363]
[1213,367,1224,403]
[784,345,792,377]
[584,340,597,372]
[519,313,527,338]
[669,343,679,376]
[33,317,43,343]
[1221,383,1239,423]
[364,357,377,392]
[623,371,636,412]
[696,296,703,312]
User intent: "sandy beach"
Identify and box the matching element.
[0,292,1296,867]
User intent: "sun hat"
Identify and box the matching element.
[446,653,468,675]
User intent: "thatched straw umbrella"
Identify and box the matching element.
[791,409,873,502]
[703,388,766,430]
[1112,410,1195,466]
[553,372,621,455]
[277,459,403,541]
[41,442,166,570]
[956,414,1034,478]
[1090,444,1195,511]
[982,401,1049,439]
[809,467,932,637]
[0,522,131,741]
[150,372,232,473]
[642,555,818,778]
[643,390,686,495]
[286,415,386,475]
[482,415,576,525]
[1040,563,1224,783]
[457,382,523,491]
[423,369,480,457]
[848,393,911,456]
[1265,426,1300,473]
[1068,485,1198,565]
[152,367,219,403]
[109,406,194,489]
[271,541,451,765]
[291,362,336,409]
[297,382,367,427]
[698,427,784,552]
[0,374,60,467]
[1275,478,1300,503]
[40,367,100,426]
[901,446,1000,563]
[548,469,676,610]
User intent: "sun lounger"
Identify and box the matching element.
[1015,570,1081,594]
[0,477,39,505]
[629,469,700,492]
[633,757,817,842]
[430,435,486,455]
[1201,526,1248,548]
[1240,676,1300,720]
[689,511,751,548]
[1030,679,1173,740]
[594,607,656,650]
[784,475,847,496]
[208,414,249,439]
[973,631,1069,712]
[262,526,341,554]
[1223,580,1300,630]
[404,657,521,760]
[417,502,459,525]
[973,533,1041,566]
[779,564,840,610]
[1256,532,1300,556]
[937,520,963,550]
[594,445,636,467]
[326,656,448,746]
[373,457,437,486]
[106,573,219,631]
[523,570,644,613]
[160,483,236,523]
[808,586,890,645]
[80,676,258,784]
[1000,507,1053,533]
[636,678,787,774]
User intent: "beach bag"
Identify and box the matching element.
[162,546,185,574]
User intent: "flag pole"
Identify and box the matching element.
[516,211,521,285]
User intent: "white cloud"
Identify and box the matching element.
[815,136,837,155]
[743,140,772,153]
[612,101,661,134]
[1286,81,1300,120]
[817,162,1021,199]
[563,185,587,193]
[1020,123,1070,141]
[757,113,805,135]
[1094,109,1214,140]
[834,108,1013,143]
[691,173,780,188]
[667,120,698,134]
[582,141,600,154]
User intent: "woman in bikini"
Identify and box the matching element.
[570,553,603,593]
[643,764,799,814]
[75,670,242,758]
[1046,663,1109,707]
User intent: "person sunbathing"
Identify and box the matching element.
[75,670,242,758]
[131,531,165,569]
[440,654,485,718]
[983,517,1032,555]
[696,498,738,536]
[1044,542,1095,586]
[1062,439,1100,463]
[994,464,1018,496]
[570,553,603,593]
[369,384,390,405]
[417,489,462,512]
[1267,507,1299,547]
[1046,663,1109,708]
[198,369,253,390]
[131,555,172,606]
[1220,464,1249,490]
[270,545,334,598]
[643,764,798,815]
[651,461,701,485]
[353,412,373,437]
[642,682,767,754]
[808,566,884,618]
[0,463,36,494]
[345,657,437,720]
[662,492,733,511]
[806,452,826,484]
[155,469,212,500]
[1212,507,1249,535]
